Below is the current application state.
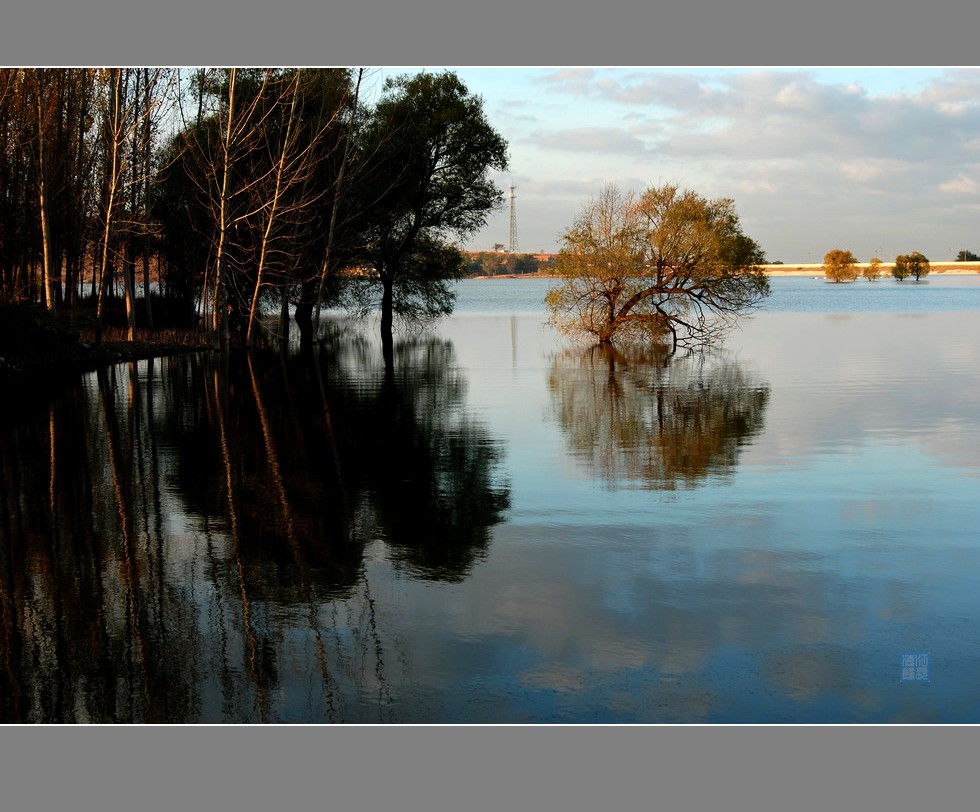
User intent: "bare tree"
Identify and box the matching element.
[94,68,173,343]
[311,68,365,337]
[195,69,281,345]
[240,70,336,346]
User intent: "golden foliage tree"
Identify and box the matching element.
[822,248,859,283]
[893,251,930,282]
[863,256,883,281]
[546,183,768,350]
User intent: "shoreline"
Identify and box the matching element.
[759,262,980,277]
[471,264,980,280]
[0,340,212,387]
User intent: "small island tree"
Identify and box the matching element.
[893,251,930,282]
[545,183,769,350]
[822,249,859,283]
[863,256,883,281]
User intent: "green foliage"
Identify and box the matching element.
[893,251,930,281]
[465,252,544,276]
[335,238,467,327]
[351,71,509,331]
[3,69,507,347]
[387,239,467,326]
[822,248,859,283]
[956,250,978,261]
[546,183,769,349]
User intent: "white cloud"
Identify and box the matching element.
[525,126,649,155]
[465,68,980,257]
[939,174,979,195]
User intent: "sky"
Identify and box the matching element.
[378,67,980,263]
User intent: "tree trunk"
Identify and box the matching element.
[313,69,364,337]
[245,70,301,348]
[38,171,55,311]
[279,285,290,348]
[213,68,237,347]
[142,249,153,330]
[95,69,123,345]
[142,70,154,331]
[295,280,315,350]
[382,328,395,382]
[380,275,395,378]
[122,241,137,341]
[36,72,55,312]
[380,274,394,342]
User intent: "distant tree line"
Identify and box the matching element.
[822,249,931,282]
[0,68,508,349]
[464,251,553,276]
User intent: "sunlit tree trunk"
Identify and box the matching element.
[245,70,322,348]
[35,69,55,312]
[95,69,124,344]
[122,239,137,341]
[212,68,237,346]
[245,72,300,345]
[141,69,155,331]
[313,68,364,339]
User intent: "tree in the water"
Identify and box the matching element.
[546,183,768,350]
[348,71,508,348]
[822,248,859,283]
[863,256,883,281]
[893,251,930,282]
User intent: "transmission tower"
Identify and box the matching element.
[508,184,519,253]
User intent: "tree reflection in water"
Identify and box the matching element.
[0,331,509,722]
[0,361,202,722]
[547,344,769,489]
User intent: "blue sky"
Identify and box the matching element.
[377,68,980,262]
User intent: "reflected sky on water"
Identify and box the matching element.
[2,280,980,722]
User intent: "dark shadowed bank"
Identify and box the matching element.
[0,301,211,393]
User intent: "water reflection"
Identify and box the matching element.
[0,332,509,722]
[547,344,769,488]
[324,330,511,581]
[0,361,202,722]
[4,305,978,723]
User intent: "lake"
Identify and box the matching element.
[2,275,979,723]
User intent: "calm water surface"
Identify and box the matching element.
[2,276,979,722]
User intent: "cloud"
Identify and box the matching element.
[939,174,980,194]
[468,68,980,256]
[536,67,597,96]
[534,67,980,167]
[525,126,649,155]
